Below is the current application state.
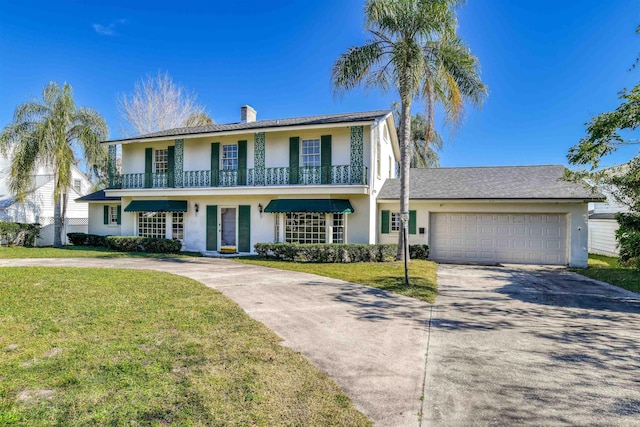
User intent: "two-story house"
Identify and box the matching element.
[95,107,397,253]
[81,106,601,267]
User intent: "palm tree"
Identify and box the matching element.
[332,0,487,260]
[0,82,108,246]
[392,103,444,167]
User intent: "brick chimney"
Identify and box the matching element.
[241,105,256,123]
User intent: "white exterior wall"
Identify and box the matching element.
[588,219,619,257]
[121,126,370,175]
[87,203,122,236]
[1,168,90,223]
[377,200,589,267]
[118,194,372,253]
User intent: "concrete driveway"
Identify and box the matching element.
[0,257,431,427]
[427,264,640,427]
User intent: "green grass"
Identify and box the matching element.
[0,267,370,426]
[0,245,202,259]
[235,258,438,303]
[571,254,640,294]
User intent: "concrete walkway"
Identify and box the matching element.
[0,257,432,427]
[426,264,640,426]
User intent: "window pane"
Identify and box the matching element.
[172,212,184,240]
[138,212,166,238]
[284,212,327,244]
[155,149,168,173]
[222,144,238,170]
[301,139,321,167]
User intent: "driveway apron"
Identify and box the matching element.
[0,257,432,427]
[426,264,640,427]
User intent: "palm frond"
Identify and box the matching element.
[332,41,386,93]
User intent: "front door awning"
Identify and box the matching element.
[124,200,188,212]
[264,199,354,214]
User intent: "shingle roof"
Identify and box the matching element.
[75,189,121,202]
[105,110,391,144]
[378,165,603,200]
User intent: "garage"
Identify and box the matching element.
[430,212,568,265]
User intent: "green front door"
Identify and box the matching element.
[206,205,218,251]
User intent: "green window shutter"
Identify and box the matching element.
[409,210,417,235]
[381,210,390,234]
[210,143,220,187]
[321,135,332,184]
[103,206,109,224]
[289,137,299,184]
[167,145,175,187]
[238,140,247,185]
[238,205,251,252]
[144,147,153,188]
[117,205,121,225]
[206,205,218,251]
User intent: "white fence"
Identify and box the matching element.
[36,217,88,246]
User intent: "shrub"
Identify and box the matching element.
[67,232,108,247]
[105,236,183,254]
[0,222,41,247]
[252,242,429,263]
[616,213,640,270]
[409,244,430,260]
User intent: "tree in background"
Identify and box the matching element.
[0,82,108,246]
[567,27,640,267]
[392,102,444,168]
[118,71,214,136]
[332,0,486,261]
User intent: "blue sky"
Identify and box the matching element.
[1,0,638,168]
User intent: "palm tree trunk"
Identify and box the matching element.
[397,96,412,262]
[53,193,62,247]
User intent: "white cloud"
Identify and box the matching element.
[93,19,126,36]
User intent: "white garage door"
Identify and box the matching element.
[430,213,568,265]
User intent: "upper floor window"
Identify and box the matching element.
[389,157,393,179]
[222,144,238,170]
[301,139,320,167]
[73,179,82,193]
[155,149,168,174]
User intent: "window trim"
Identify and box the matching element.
[222,143,238,170]
[300,138,321,168]
[154,148,168,174]
[376,140,382,179]
[137,211,167,239]
[390,212,401,233]
[108,205,119,226]
[73,179,82,193]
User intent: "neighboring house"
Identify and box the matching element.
[0,157,92,245]
[98,106,601,267]
[588,183,630,257]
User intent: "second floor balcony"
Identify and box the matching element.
[108,165,368,190]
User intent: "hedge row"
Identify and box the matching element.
[254,242,429,263]
[67,232,182,254]
[616,213,640,269]
[0,222,41,247]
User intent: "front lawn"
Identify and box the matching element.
[0,267,369,426]
[236,258,438,303]
[0,245,202,259]
[571,254,640,294]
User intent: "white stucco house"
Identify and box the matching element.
[0,156,92,245]
[84,106,601,267]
